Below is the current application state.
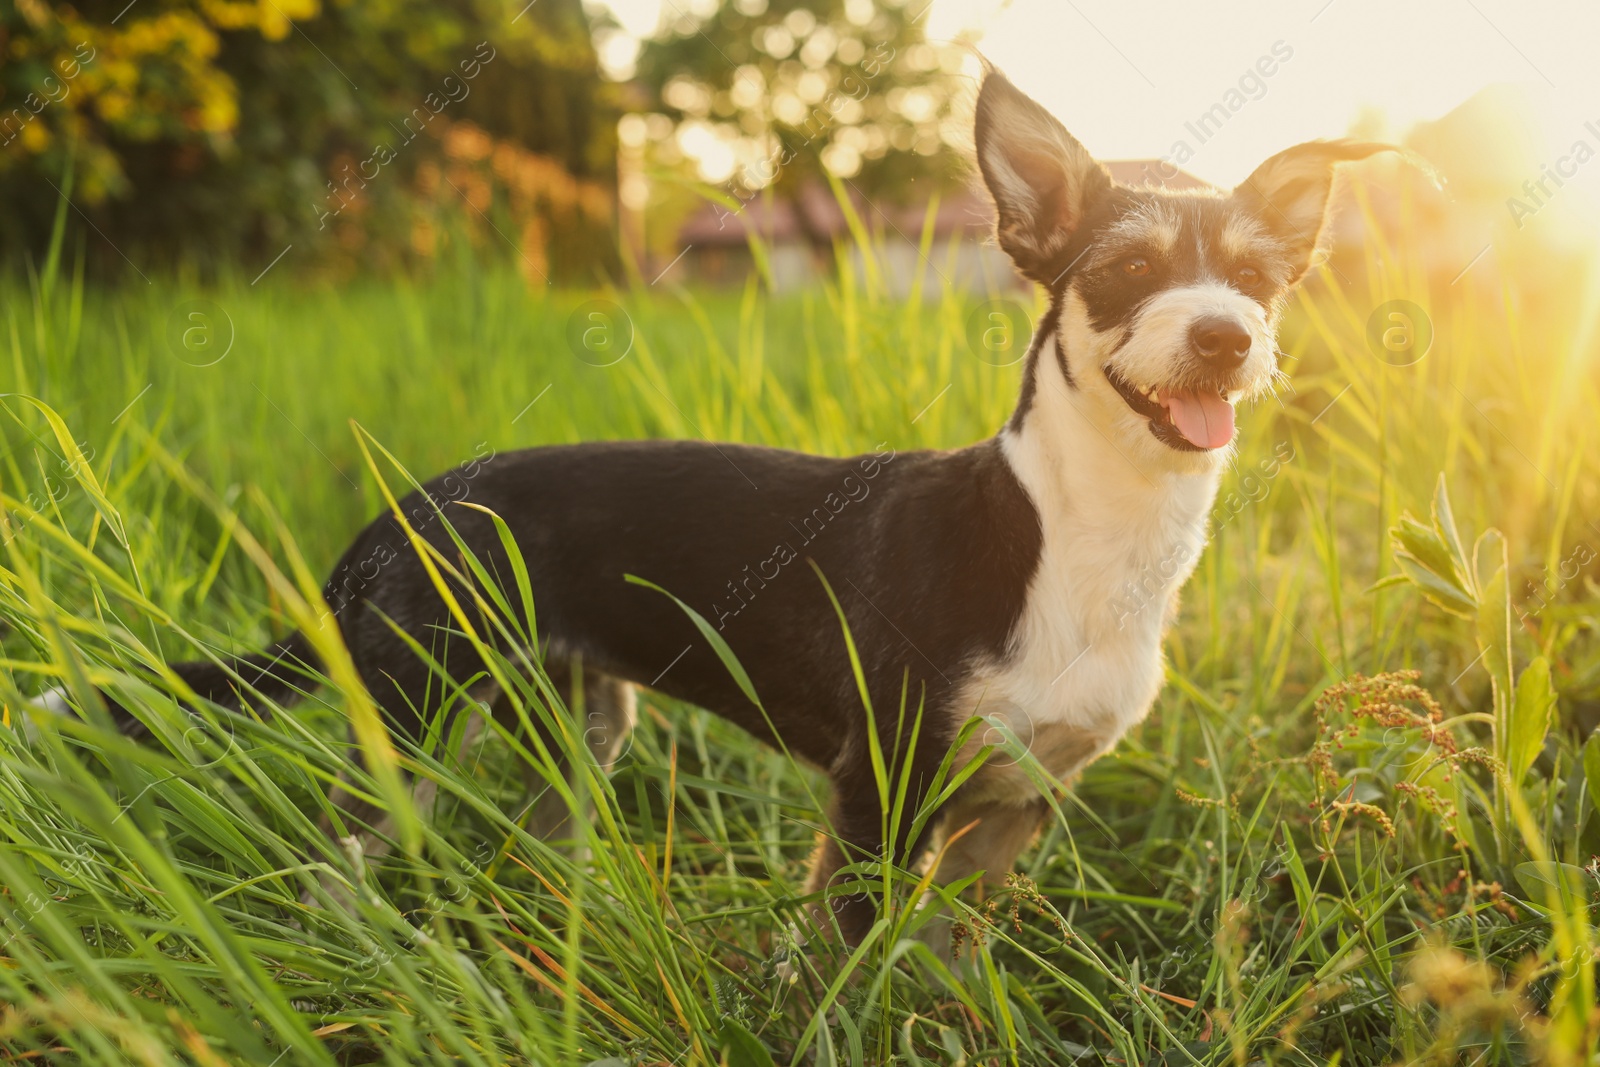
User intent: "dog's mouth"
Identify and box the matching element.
[1104,367,1237,451]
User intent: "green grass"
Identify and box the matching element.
[1,208,1599,1065]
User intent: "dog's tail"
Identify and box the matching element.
[30,631,323,738]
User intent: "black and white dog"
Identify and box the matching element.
[35,72,1385,945]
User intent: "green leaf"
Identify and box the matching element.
[457,501,537,645]
[806,560,889,810]
[1431,473,1469,587]
[1474,549,1513,757]
[1507,657,1555,785]
[720,1019,777,1067]
[1364,572,1413,595]
[1277,824,1331,963]
[1472,529,1508,611]
[2,392,141,591]
[1393,514,1467,596]
[1583,732,1600,818]
[1392,551,1477,618]
[1513,861,1591,916]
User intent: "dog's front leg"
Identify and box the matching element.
[801,747,948,949]
[802,783,884,947]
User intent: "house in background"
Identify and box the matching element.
[657,161,1209,294]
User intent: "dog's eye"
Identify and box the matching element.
[1122,257,1151,277]
[1233,265,1261,289]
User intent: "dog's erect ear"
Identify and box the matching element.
[1234,140,1397,282]
[975,71,1110,285]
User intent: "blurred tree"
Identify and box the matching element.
[0,0,618,278]
[629,0,968,203]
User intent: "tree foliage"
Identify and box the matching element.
[629,0,967,202]
[1,0,617,276]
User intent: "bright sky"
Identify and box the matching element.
[596,0,1600,189]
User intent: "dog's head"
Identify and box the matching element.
[975,72,1390,466]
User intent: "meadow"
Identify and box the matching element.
[1,200,1598,1066]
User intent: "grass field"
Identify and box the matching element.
[2,203,1600,1065]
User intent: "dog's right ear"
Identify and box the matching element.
[974,71,1111,285]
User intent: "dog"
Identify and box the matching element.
[29,70,1387,948]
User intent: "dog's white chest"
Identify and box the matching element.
[956,411,1220,796]
[970,511,1194,769]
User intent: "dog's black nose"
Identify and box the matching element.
[1190,317,1251,367]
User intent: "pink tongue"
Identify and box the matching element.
[1161,389,1236,449]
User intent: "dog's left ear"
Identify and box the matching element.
[974,71,1111,285]
[1234,140,1397,282]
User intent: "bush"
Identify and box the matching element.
[0,0,618,278]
